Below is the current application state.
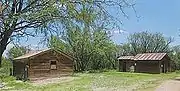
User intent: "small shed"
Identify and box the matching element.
[118,53,171,73]
[118,56,135,72]
[13,49,73,80]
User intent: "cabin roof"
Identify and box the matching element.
[133,53,167,60]
[13,48,73,60]
[118,56,134,60]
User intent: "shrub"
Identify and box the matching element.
[0,57,12,76]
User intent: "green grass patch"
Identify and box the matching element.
[1,58,178,90]
[0,70,180,91]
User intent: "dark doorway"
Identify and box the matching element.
[123,62,126,72]
[161,61,165,73]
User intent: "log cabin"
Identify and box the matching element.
[13,49,73,80]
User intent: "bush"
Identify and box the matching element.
[175,70,180,74]
[0,58,12,76]
[0,75,16,82]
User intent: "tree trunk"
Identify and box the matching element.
[0,45,6,67]
[0,33,12,67]
[0,54,2,67]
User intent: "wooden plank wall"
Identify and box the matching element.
[28,51,73,79]
[136,61,160,73]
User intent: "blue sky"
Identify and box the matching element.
[5,0,180,52]
[111,0,180,45]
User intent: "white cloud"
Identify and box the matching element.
[113,30,121,34]
[107,29,129,35]
[119,29,129,34]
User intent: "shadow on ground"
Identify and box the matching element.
[173,78,180,81]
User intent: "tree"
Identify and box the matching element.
[119,31,173,56]
[49,36,71,53]
[49,29,118,72]
[0,57,12,75]
[0,0,58,67]
[169,45,180,70]
[8,46,28,58]
[0,0,135,67]
[117,43,132,56]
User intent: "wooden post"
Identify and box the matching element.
[23,65,28,81]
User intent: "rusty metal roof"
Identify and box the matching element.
[133,53,167,61]
[118,56,134,60]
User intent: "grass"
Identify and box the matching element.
[0,71,180,91]
[0,59,180,91]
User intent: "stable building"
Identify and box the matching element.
[13,49,73,80]
[118,53,171,73]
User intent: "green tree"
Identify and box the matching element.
[119,31,173,56]
[169,45,180,70]
[49,29,118,72]
[117,43,132,56]
[0,0,135,67]
[49,36,70,53]
[0,57,12,75]
[8,46,28,58]
[0,0,58,67]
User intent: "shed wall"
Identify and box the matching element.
[135,61,160,73]
[160,57,170,73]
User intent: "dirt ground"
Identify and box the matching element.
[29,76,180,91]
[155,78,180,91]
[31,77,78,86]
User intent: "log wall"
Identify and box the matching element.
[28,51,73,79]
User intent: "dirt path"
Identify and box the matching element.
[155,78,180,91]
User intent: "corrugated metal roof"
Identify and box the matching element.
[133,53,167,61]
[118,56,134,60]
[14,49,51,60]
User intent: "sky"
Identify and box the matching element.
[111,0,180,45]
[4,0,180,54]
